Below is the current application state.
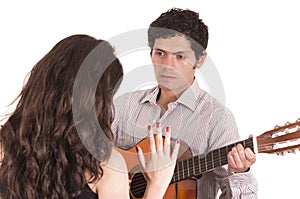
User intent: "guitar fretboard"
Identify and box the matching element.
[171,137,254,183]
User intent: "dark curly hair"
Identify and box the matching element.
[148,8,209,59]
[0,34,123,199]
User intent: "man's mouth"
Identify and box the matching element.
[160,74,175,79]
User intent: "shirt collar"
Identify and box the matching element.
[140,86,160,104]
[177,79,202,111]
[140,80,202,111]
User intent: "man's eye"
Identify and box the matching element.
[155,51,164,56]
[177,54,185,59]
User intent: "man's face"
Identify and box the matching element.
[151,35,199,95]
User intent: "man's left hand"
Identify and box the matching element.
[227,143,256,173]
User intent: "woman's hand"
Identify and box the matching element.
[137,122,180,199]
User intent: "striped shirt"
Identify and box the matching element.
[112,80,257,199]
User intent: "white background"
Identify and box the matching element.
[1,0,300,198]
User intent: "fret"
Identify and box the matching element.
[236,141,242,147]
[242,140,246,149]
[237,138,254,151]
[173,163,179,182]
[211,150,214,168]
[245,138,254,151]
[218,148,221,166]
[204,154,208,171]
[187,159,190,177]
[188,157,193,177]
[194,155,200,175]
[183,159,188,179]
[192,155,195,176]
[206,151,213,170]
[228,143,235,153]
[177,164,179,181]
[198,155,201,173]
[245,139,250,148]
[212,149,220,168]
[220,147,228,165]
[178,161,183,180]
[200,156,206,173]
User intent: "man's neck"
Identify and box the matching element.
[156,80,195,110]
[156,89,177,110]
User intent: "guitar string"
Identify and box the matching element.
[130,153,237,196]
[130,139,254,195]
[129,156,231,196]
[129,153,228,185]
[130,135,300,196]
[129,139,253,193]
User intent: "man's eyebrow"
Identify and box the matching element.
[153,47,165,52]
[175,51,186,54]
[153,48,187,54]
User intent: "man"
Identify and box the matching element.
[112,8,257,198]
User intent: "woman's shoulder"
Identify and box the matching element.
[105,148,128,172]
[93,148,129,199]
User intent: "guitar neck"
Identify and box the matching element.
[171,137,255,183]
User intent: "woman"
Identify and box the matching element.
[0,34,179,199]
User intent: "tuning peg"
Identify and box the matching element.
[272,132,278,138]
[285,121,291,126]
[296,119,300,130]
[274,125,280,129]
[276,151,287,156]
[284,129,290,134]
[287,149,296,154]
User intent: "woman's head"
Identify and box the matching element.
[0,34,123,198]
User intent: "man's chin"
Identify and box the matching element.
[158,83,173,91]
[158,84,182,94]
[158,82,190,95]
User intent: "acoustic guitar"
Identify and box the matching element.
[115,119,300,199]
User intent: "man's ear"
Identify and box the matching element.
[195,51,207,69]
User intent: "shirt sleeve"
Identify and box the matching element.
[112,95,137,150]
[205,105,258,198]
[213,166,257,199]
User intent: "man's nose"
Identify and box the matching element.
[162,55,176,68]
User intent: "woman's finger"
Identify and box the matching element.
[136,146,146,169]
[164,126,171,156]
[148,124,156,153]
[155,122,163,152]
[171,139,180,160]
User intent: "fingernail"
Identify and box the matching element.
[156,121,160,128]
[148,124,152,131]
[166,126,170,132]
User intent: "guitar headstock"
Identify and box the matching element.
[256,118,300,155]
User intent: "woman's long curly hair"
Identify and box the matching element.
[0,34,123,199]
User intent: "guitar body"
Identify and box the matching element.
[115,137,197,199]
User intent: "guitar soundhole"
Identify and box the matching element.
[130,172,147,198]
